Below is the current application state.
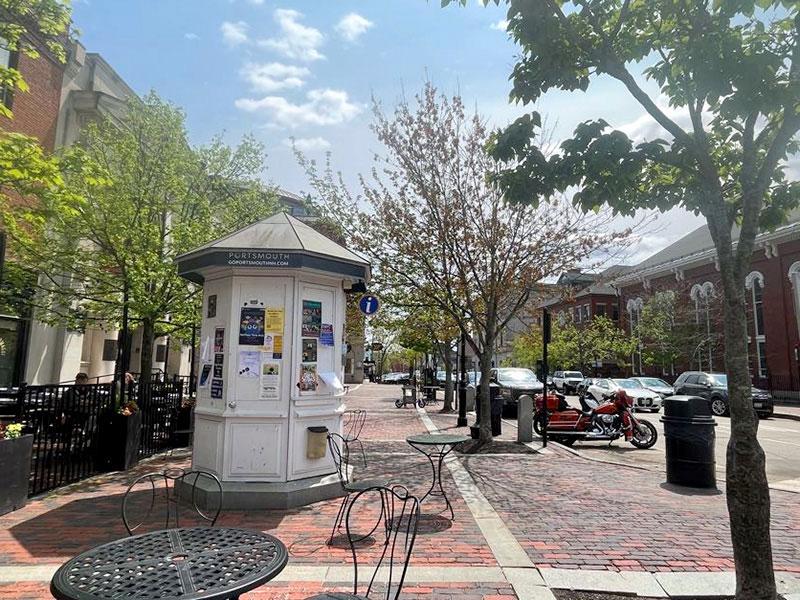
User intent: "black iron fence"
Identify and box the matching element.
[753,374,800,403]
[6,379,188,496]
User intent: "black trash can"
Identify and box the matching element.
[661,396,717,488]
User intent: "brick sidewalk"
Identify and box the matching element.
[0,383,799,599]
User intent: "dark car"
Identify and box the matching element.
[489,368,544,412]
[672,371,774,418]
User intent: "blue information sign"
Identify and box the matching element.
[358,294,380,316]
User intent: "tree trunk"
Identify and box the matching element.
[719,273,776,599]
[477,346,493,443]
[139,318,156,380]
[442,343,454,413]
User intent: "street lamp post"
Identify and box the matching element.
[457,327,468,427]
[542,308,551,448]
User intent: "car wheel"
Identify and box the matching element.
[710,397,729,417]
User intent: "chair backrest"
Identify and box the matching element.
[346,485,420,600]
[343,409,367,442]
[122,469,223,535]
[327,432,351,487]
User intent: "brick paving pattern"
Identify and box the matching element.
[0,382,798,598]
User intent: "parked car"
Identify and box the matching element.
[629,377,674,399]
[585,378,663,412]
[489,367,543,412]
[577,377,601,397]
[552,370,584,394]
[672,371,774,418]
[380,372,410,385]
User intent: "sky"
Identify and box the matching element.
[71,0,706,266]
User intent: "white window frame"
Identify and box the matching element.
[746,271,767,378]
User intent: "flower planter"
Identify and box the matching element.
[97,411,142,472]
[0,434,33,516]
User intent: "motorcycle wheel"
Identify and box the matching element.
[533,414,545,435]
[630,420,657,449]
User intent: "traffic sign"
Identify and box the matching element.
[358,294,380,316]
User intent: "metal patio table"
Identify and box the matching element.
[406,433,469,520]
[50,527,288,600]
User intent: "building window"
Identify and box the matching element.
[102,339,118,362]
[596,303,606,318]
[582,304,590,321]
[156,344,167,363]
[746,271,766,378]
[611,304,619,321]
[690,282,715,371]
[626,298,644,374]
[573,306,581,323]
[0,39,17,110]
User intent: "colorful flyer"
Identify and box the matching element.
[210,378,223,399]
[238,350,260,378]
[199,364,212,387]
[214,327,225,353]
[298,364,318,392]
[302,300,322,337]
[265,308,284,333]
[320,323,334,347]
[260,356,280,399]
[302,338,318,362]
[239,307,265,345]
[273,335,283,359]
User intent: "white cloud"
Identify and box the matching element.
[335,13,374,42]
[490,19,508,31]
[184,32,199,40]
[259,9,324,62]
[241,62,310,93]
[246,0,265,4]
[284,137,332,152]
[221,21,249,46]
[235,88,362,127]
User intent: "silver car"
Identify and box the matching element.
[629,377,674,399]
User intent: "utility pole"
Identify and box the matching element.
[542,308,551,448]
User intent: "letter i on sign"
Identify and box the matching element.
[359,294,380,316]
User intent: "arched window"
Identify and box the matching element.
[690,282,715,371]
[626,297,644,374]
[789,262,800,348]
[745,272,766,378]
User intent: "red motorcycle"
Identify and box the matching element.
[534,390,657,449]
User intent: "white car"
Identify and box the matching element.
[585,378,663,412]
[629,377,674,399]
[552,370,584,393]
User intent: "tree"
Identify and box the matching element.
[300,83,626,441]
[4,93,276,376]
[474,0,800,595]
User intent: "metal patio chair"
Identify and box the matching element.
[307,485,420,600]
[122,468,223,535]
[343,409,367,467]
[327,432,389,546]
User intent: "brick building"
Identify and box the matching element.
[520,213,800,397]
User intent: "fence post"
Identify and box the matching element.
[16,381,27,421]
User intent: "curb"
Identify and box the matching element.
[773,411,800,422]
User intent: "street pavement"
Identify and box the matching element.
[555,395,800,489]
[0,383,798,599]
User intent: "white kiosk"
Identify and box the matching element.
[175,213,370,508]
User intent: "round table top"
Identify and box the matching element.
[406,433,470,446]
[50,527,288,600]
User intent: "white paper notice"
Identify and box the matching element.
[263,334,275,354]
[319,372,345,395]
[200,336,211,361]
[260,354,280,400]
[238,350,260,378]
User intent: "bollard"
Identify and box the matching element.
[517,395,533,443]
